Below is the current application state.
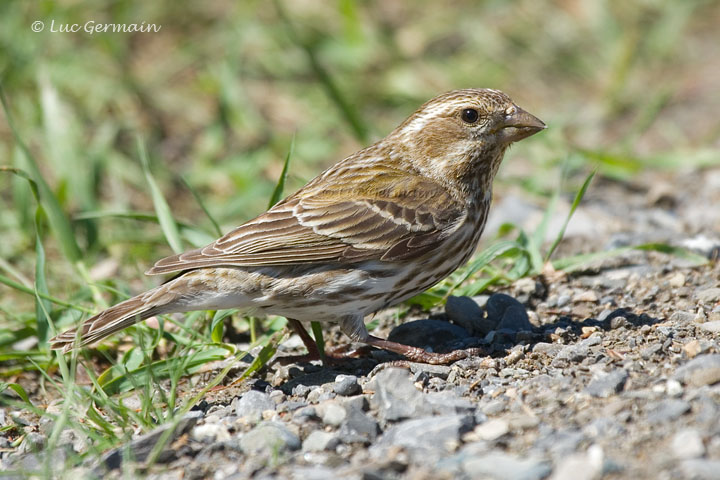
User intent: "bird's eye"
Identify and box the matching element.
[461,108,479,124]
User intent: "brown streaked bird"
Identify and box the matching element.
[50,89,545,364]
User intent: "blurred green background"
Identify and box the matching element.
[1,0,719,329]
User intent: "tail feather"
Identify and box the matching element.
[49,294,165,353]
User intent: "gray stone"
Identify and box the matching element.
[320,401,347,426]
[426,390,475,414]
[333,375,361,396]
[473,419,509,441]
[698,320,720,333]
[446,295,497,335]
[550,445,604,480]
[370,414,474,463]
[239,421,300,454]
[98,411,201,471]
[340,403,379,442]
[462,451,551,480]
[235,390,275,421]
[674,354,720,386]
[370,367,430,421]
[302,431,339,452]
[646,399,690,424]
[585,369,628,397]
[387,319,470,351]
[671,429,705,459]
[680,459,720,480]
[695,287,720,304]
[408,362,453,380]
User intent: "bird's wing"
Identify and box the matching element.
[146,168,465,275]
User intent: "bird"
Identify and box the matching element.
[50,88,545,364]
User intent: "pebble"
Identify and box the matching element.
[573,290,598,303]
[370,368,430,421]
[674,354,720,386]
[697,320,720,333]
[340,403,379,442]
[695,287,720,304]
[191,423,231,443]
[370,414,473,463]
[235,390,276,422]
[671,429,705,459]
[585,369,628,398]
[473,419,509,441]
[461,451,552,480]
[550,445,604,480]
[302,431,339,452]
[680,459,720,480]
[239,421,300,454]
[319,401,347,427]
[645,399,691,424]
[333,375,361,396]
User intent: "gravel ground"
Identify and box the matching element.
[3,166,720,479]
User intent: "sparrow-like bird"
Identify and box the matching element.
[50,89,545,364]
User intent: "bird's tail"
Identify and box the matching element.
[49,286,175,353]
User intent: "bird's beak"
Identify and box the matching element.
[499,106,546,143]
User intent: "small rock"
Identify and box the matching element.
[239,421,300,454]
[302,431,339,452]
[646,399,690,424]
[585,369,628,398]
[333,375,361,396]
[680,459,720,480]
[447,295,496,335]
[320,401,347,426]
[670,311,696,324]
[674,354,720,386]
[462,451,551,480]
[341,404,379,442]
[370,414,474,464]
[370,368,430,421]
[695,287,720,304]
[697,320,720,333]
[191,423,231,443]
[99,411,201,471]
[235,390,275,422]
[573,290,598,303]
[668,272,686,288]
[408,363,452,380]
[473,419,509,441]
[550,445,604,480]
[640,343,663,359]
[671,429,705,459]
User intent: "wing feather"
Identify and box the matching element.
[146,166,466,275]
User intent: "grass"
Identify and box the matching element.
[0,0,718,476]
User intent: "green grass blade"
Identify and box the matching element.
[268,136,295,208]
[552,242,707,272]
[34,219,51,348]
[137,136,184,254]
[181,176,223,237]
[544,171,595,262]
[0,89,82,263]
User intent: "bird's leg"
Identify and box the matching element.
[276,319,368,365]
[339,315,489,366]
[363,335,489,365]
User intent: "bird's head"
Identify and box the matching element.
[390,88,545,195]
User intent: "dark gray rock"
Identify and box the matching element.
[235,390,275,421]
[340,404,379,442]
[585,369,628,398]
[674,354,720,386]
[239,421,300,454]
[446,295,497,335]
[387,319,471,352]
[486,294,533,332]
[370,367,431,422]
[333,375,361,396]
[646,399,690,424]
[98,411,201,471]
[370,414,474,463]
[461,451,552,480]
